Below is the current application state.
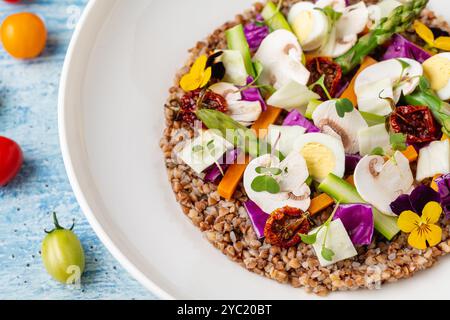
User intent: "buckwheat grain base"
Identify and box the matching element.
[160,0,450,296]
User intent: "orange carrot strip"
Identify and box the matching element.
[217,155,251,200]
[308,193,334,216]
[401,145,419,163]
[309,176,356,216]
[251,106,283,138]
[442,133,449,141]
[217,106,282,200]
[340,56,378,107]
[431,174,442,192]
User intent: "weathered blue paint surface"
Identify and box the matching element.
[0,0,155,300]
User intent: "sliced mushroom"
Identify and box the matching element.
[254,29,310,90]
[312,100,368,154]
[243,153,311,214]
[355,58,424,114]
[209,82,262,127]
[316,2,369,58]
[315,0,347,12]
[354,151,414,216]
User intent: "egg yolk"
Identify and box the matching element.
[300,143,336,180]
[423,56,450,91]
[293,11,314,45]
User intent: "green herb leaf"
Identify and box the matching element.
[370,147,385,156]
[419,75,431,92]
[321,247,335,262]
[335,98,354,118]
[300,233,317,245]
[251,175,281,194]
[390,133,407,151]
[192,145,204,153]
[309,74,332,100]
[316,6,343,24]
[255,166,283,176]
[396,58,411,74]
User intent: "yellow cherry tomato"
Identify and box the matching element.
[1,12,47,59]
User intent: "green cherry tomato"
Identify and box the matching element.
[41,213,85,284]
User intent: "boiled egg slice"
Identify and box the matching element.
[293,133,345,182]
[423,52,450,101]
[288,1,329,52]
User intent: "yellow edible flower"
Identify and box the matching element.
[180,55,212,92]
[398,201,443,250]
[414,20,450,52]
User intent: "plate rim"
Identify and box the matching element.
[57,0,173,300]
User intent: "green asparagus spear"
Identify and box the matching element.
[196,109,283,159]
[261,1,293,32]
[335,0,429,75]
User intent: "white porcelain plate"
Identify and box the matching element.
[58,0,450,299]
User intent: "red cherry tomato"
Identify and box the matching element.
[4,0,21,3]
[0,136,23,186]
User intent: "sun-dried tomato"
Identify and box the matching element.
[306,57,343,100]
[390,105,440,144]
[180,89,228,125]
[264,206,311,248]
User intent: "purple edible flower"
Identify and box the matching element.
[390,185,441,216]
[436,174,450,218]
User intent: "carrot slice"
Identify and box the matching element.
[339,56,378,107]
[308,193,334,216]
[251,106,283,138]
[401,145,419,163]
[217,106,282,200]
[431,174,442,192]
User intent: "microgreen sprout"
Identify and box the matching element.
[309,75,332,100]
[335,98,354,118]
[300,202,341,262]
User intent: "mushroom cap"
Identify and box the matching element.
[254,29,310,89]
[312,100,368,154]
[354,151,414,216]
[355,58,423,104]
[209,82,262,127]
[243,154,311,214]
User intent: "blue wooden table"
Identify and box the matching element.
[0,0,155,300]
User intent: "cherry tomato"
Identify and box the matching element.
[264,206,311,248]
[42,213,85,284]
[1,12,47,59]
[0,136,23,186]
[4,0,21,3]
[390,105,440,144]
[307,57,343,100]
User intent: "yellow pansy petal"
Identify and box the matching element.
[425,224,442,247]
[435,37,450,51]
[398,210,421,233]
[422,201,442,224]
[414,20,435,47]
[408,228,427,250]
[191,55,208,76]
[180,73,200,92]
[200,67,212,88]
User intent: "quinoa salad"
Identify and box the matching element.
[160,0,450,295]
